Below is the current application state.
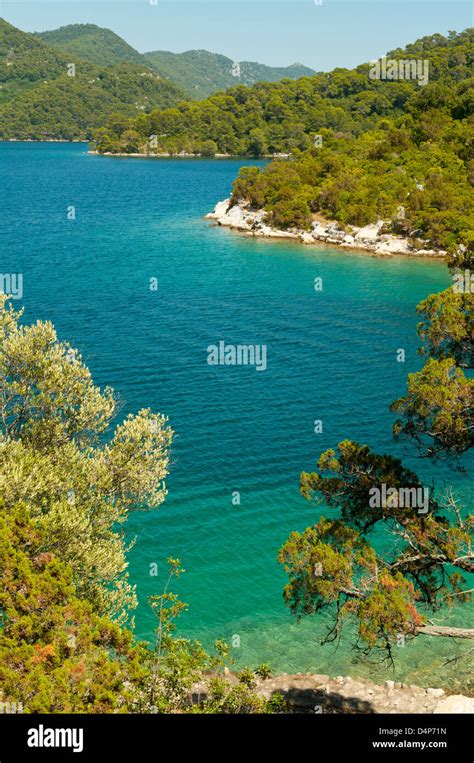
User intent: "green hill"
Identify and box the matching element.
[96,29,473,158]
[95,30,474,250]
[0,20,186,140]
[144,49,315,99]
[33,24,315,99]
[0,18,69,103]
[35,23,148,67]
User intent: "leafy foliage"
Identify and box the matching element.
[0,296,173,622]
[279,442,472,658]
[0,511,281,713]
[416,289,474,368]
[391,358,474,457]
[0,502,150,713]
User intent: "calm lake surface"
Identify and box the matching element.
[1,142,472,690]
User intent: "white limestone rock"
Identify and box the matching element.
[206,198,231,221]
[426,688,445,698]
[433,695,474,714]
[354,220,384,243]
[225,204,253,230]
[416,248,447,257]
[311,222,329,240]
[207,201,446,259]
[375,238,412,255]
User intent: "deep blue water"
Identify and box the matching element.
[1,142,472,690]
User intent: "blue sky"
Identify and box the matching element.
[2,0,472,69]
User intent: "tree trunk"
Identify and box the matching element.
[416,625,474,639]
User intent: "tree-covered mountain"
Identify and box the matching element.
[0,20,186,140]
[34,23,315,99]
[94,30,473,250]
[0,64,187,141]
[144,49,315,99]
[0,17,69,103]
[95,29,473,156]
[35,23,149,67]
[0,19,317,138]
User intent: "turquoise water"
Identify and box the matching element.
[1,142,472,691]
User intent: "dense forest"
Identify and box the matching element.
[93,30,473,250]
[0,21,314,139]
[35,24,315,99]
[94,30,473,155]
[230,87,473,250]
[35,23,149,67]
[143,50,315,100]
[0,20,186,140]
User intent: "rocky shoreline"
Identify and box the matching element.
[192,672,474,713]
[256,673,474,714]
[206,198,447,258]
[88,150,233,158]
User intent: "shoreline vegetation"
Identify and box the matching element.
[87,30,473,256]
[87,149,289,158]
[236,673,474,712]
[206,198,447,257]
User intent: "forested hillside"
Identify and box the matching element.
[230,33,473,250]
[93,30,473,250]
[94,30,473,156]
[32,23,315,100]
[0,17,68,103]
[144,49,315,99]
[35,23,149,67]
[0,20,185,139]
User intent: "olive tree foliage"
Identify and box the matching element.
[0,297,173,623]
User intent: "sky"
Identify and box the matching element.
[2,0,472,70]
